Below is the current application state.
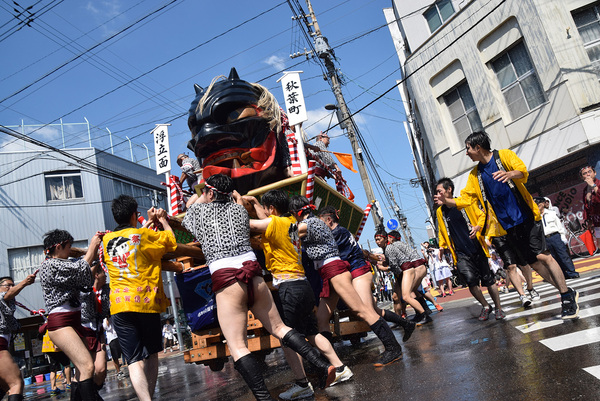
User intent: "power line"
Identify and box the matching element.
[0,0,146,83]
[0,0,181,104]
[322,0,507,134]
[5,0,288,148]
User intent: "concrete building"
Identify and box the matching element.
[0,147,168,317]
[384,0,600,226]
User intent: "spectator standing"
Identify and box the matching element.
[103,318,126,380]
[581,165,600,244]
[162,320,174,353]
[424,243,454,297]
[535,197,580,279]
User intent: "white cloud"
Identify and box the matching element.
[304,108,344,142]
[264,55,286,71]
[86,1,121,17]
[303,107,368,143]
[26,126,60,141]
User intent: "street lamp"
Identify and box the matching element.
[324,104,347,130]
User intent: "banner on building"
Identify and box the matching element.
[279,72,308,126]
[152,124,171,175]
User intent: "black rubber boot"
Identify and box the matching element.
[320,330,334,345]
[234,354,274,401]
[370,318,402,367]
[282,329,335,389]
[383,309,416,342]
[70,382,81,401]
[416,294,432,315]
[7,394,23,401]
[78,378,97,401]
[94,382,104,401]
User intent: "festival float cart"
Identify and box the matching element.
[172,172,372,372]
[163,67,374,371]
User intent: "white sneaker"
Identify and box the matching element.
[331,365,353,386]
[520,295,532,308]
[528,288,540,301]
[278,382,314,400]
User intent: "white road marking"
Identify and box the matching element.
[540,327,600,351]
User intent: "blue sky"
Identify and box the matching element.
[0,0,431,249]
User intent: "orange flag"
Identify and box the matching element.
[332,152,357,173]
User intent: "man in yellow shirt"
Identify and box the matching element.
[102,195,177,401]
[246,189,352,400]
[434,131,579,319]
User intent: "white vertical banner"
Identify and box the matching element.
[280,71,308,126]
[151,124,171,175]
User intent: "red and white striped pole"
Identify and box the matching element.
[355,203,372,241]
[286,132,302,176]
[306,160,316,202]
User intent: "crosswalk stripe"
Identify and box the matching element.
[504,291,600,321]
[540,327,600,351]
[497,277,600,302]
[498,282,600,310]
[515,304,600,333]
[583,365,600,380]
[474,280,600,313]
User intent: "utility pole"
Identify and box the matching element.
[292,0,382,229]
[388,186,415,248]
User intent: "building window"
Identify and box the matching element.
[572,3,600,75]
[424,0,455,33]
[443,81,483,144]
[491,41,545,120]
[45,171,83,201]
[113,179,159,209]
[8,241,87,281]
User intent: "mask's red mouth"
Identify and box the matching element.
[201,132,277,179]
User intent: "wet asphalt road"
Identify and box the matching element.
[22,272,600,401]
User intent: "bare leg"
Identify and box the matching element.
[93,347,107,387]
[328,272,381,324]
[0,350,23,396]
[248,277,293,340]
[445,277,454,293]
[214,283,252,361]
[411,265,428,293]
[144,354,159,398]
[531,254,568,292]
[281,348,306,381]
[64,366,72,386]
[392,284,402,315]
[504,264,526,296]
[422,289,439,307]
[50,370,57,390]
[307,334,343,367]
[316,294,339,333]
[437,281,445,295]
[352,273,382,316]
[48,328,94,381]
[468,285,491,308]
[401,269,425,314]
[128,359,152,401]
[486,284,502,310]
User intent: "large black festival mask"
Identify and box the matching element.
[187,68,291,194]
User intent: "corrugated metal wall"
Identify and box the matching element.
[0,148,167,316]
